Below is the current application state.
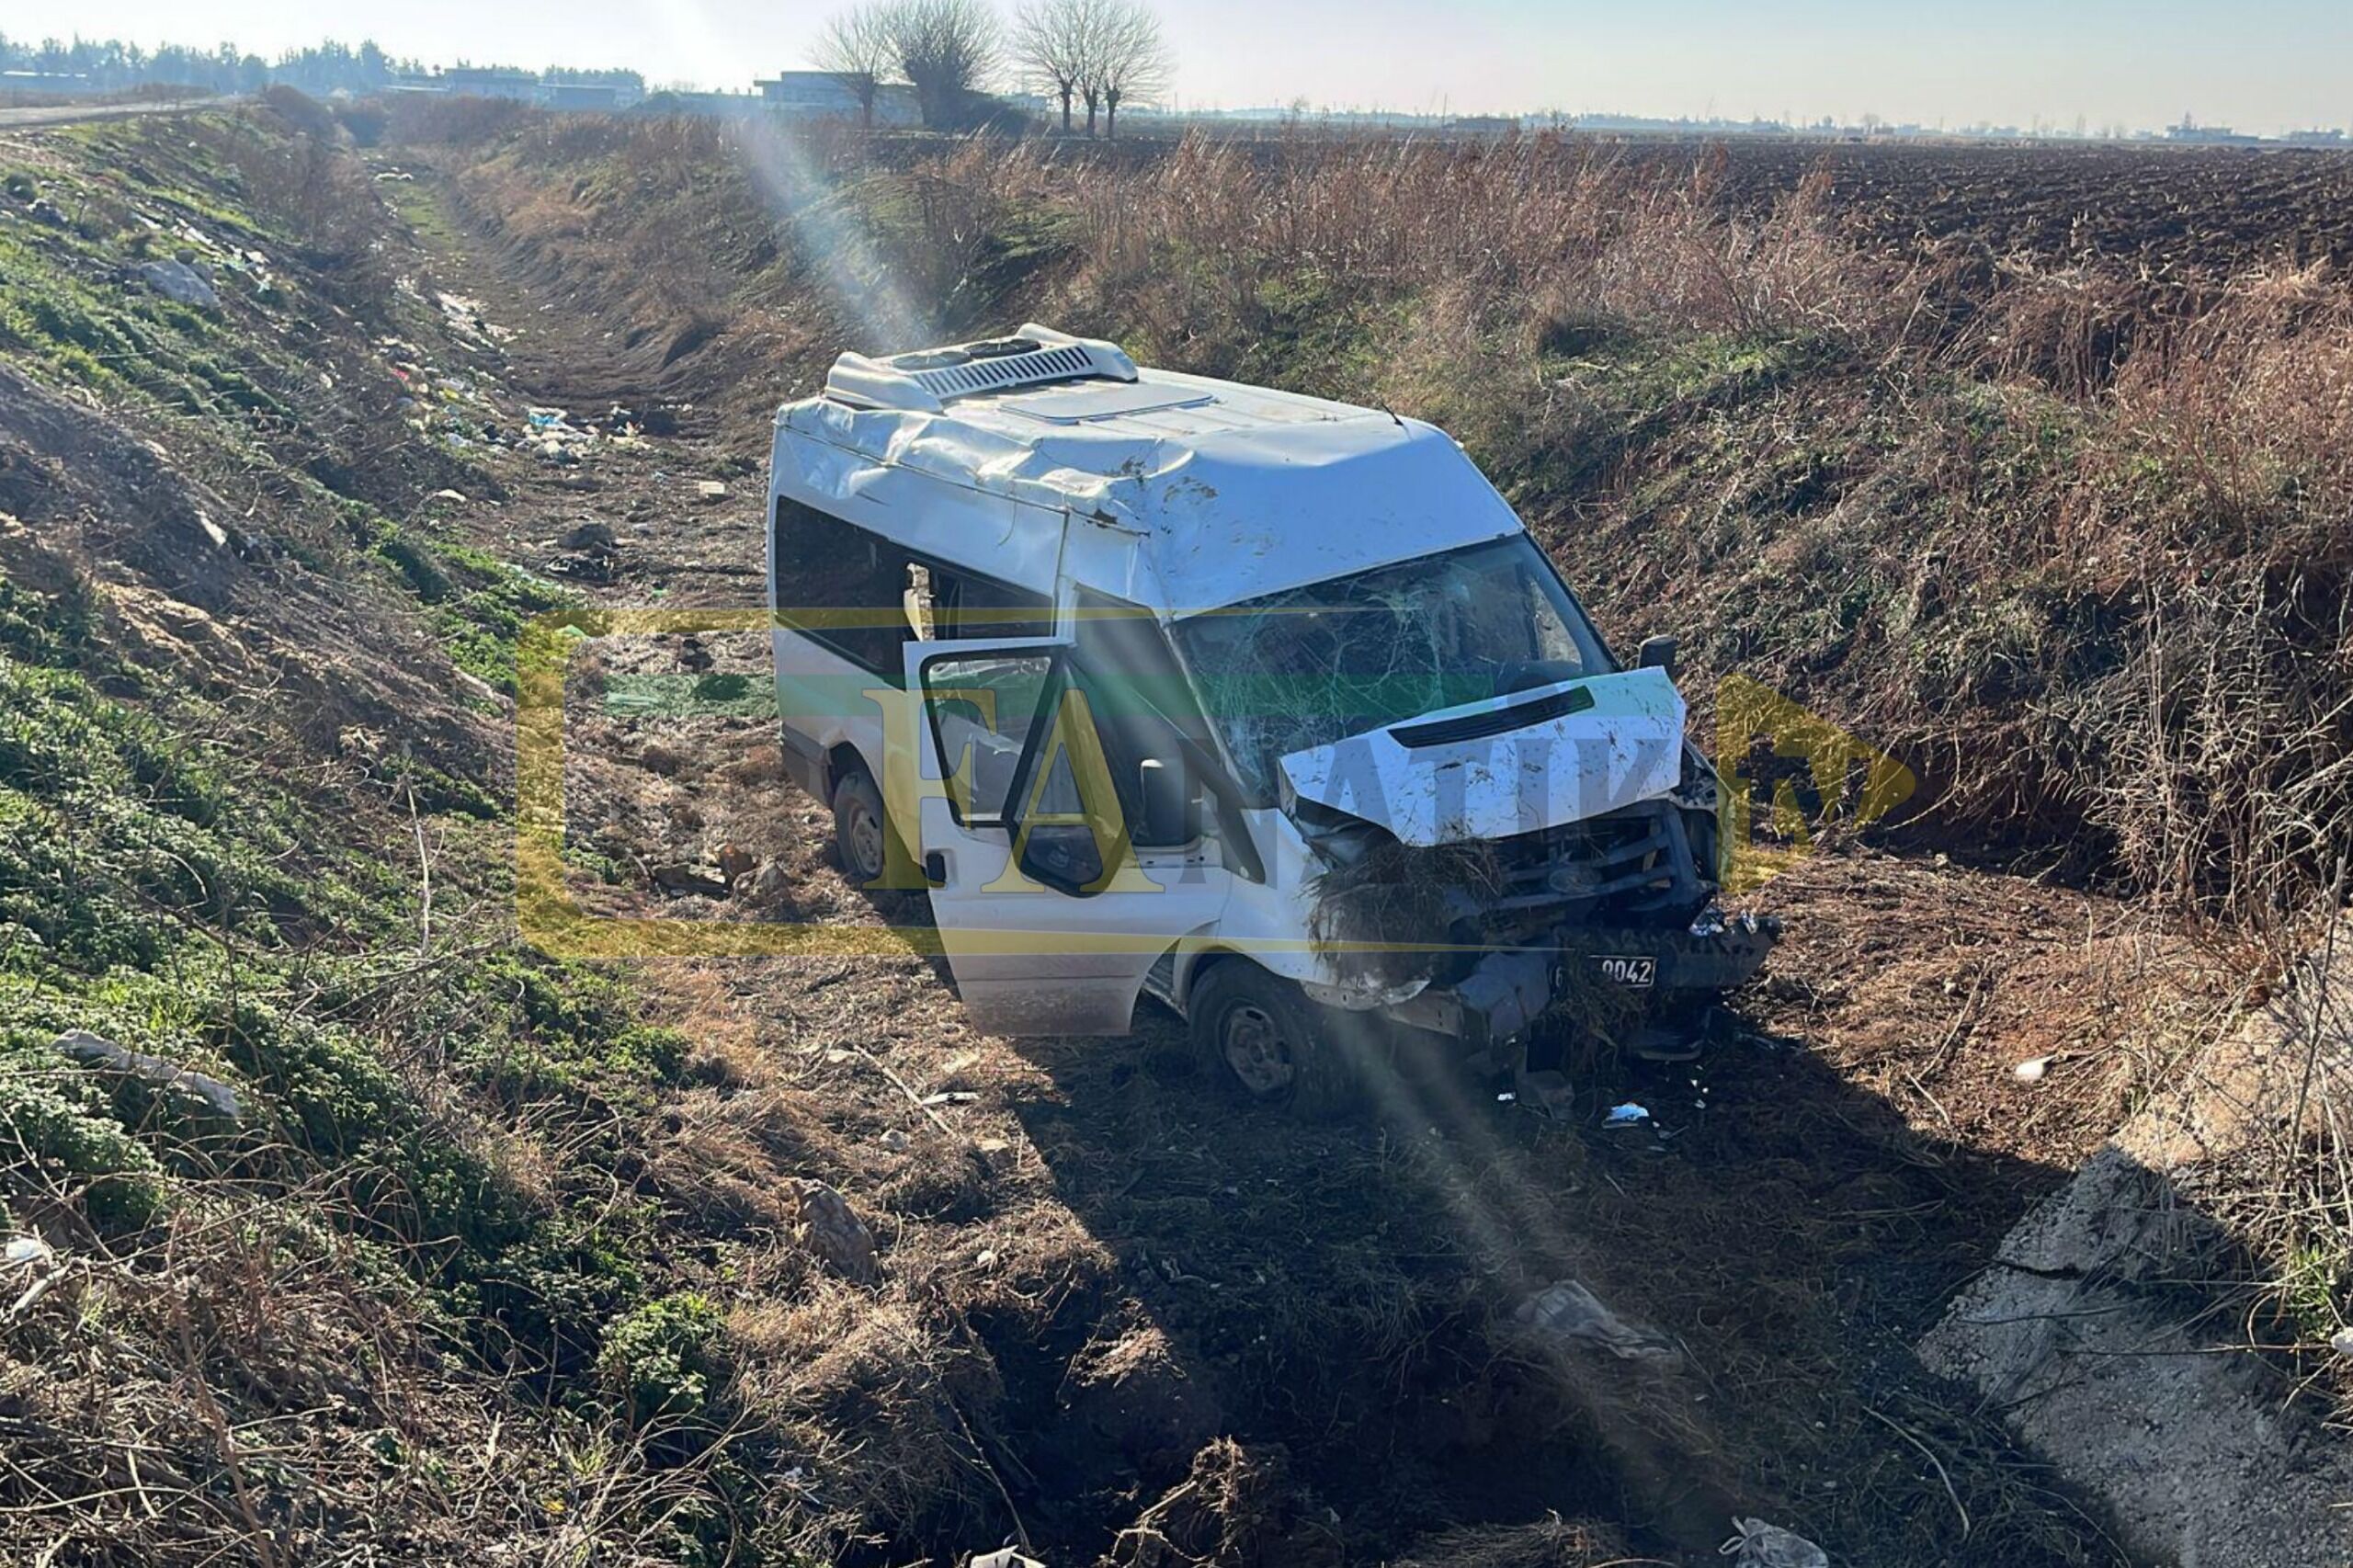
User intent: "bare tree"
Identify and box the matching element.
[811,3,898,128]
[1081,0,1168,140]
[1012,0,1094,134]
[881,0,1001,130]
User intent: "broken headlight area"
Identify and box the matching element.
[1302,790,1779,1051]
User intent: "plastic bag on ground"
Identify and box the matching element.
[1722,1517,1829,1567]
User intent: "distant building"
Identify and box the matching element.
[1,70,96,97]
[637,89,769,119]
[2282,128,2347,146]
[1442,115,1519,137]
[2165,117,2261,145]
[542,80,642,111]
[385,68,643,111]
[440,67,541,102]
[756,72,921,125]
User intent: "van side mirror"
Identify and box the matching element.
[1140,756,1200,845]
[1637,634,1678,679]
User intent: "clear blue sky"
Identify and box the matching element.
[16,0,2353,132]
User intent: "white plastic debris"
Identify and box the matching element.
[1514,1278,1680,1362]
[696,481,729,502]
[1605,1102,1651,1127]
[969,1549,1043,1568]
[131,258,219,310]
[2012,1055,2052,1084]
[2330,1325,2353,1357]
[54,1029,242,1120]
[5,1236,52,1268]
[1722,1517,1829,1567]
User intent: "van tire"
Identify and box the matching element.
[1189,962,1358,1120]
[830,767,898,889]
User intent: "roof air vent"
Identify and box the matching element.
[825,324,1138,413]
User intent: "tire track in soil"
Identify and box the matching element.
[386,151,2161,1567]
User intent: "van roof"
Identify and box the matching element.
[776,324,1525,611]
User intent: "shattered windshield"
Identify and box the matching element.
[1172,534,1612,801]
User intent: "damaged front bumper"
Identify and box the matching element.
[1383,909,1782,1051]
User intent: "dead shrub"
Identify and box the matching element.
[732,1286,1000,1546]
[1306,836,1501,991]
[1109,1437,1341,1568]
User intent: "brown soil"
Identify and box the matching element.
[1670,140,2353,279]
[372,149,2251,1565]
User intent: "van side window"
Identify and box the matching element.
[934,568,1053,643]
[771,497,907,675]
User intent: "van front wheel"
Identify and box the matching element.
[1189,962,1359,1119]
[830,768,896,888]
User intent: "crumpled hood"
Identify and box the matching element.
[1278,667,1688,847]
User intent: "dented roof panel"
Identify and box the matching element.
[777,338,1523,613]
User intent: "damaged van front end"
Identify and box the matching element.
[1271,665,1779,1062]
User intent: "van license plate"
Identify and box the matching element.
[1597,955,1655,988]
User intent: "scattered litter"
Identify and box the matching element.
[975,1248,999,1268]
[196,510,229,550]
[1514,1278,1680,1363]
[1689,906,1728,938]
[427,488,469,505]
[526,406,567,429]
[54,1029,241,1121]
[1495,1090,1517,1103]
[1722,1517,1829,1567]
[919,1090,980,1108]
[717,844,756,883]
[969,1549,1042,1568]
[2012,1055,2052,1083]
[435,290,511,345]
[1605,1102,1651,1127]
[697,480,729,502]
[4,1236,52,1268]
[2331,1325,2353,1357]
[879,1129,909,1153]
[131,258,219,310]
